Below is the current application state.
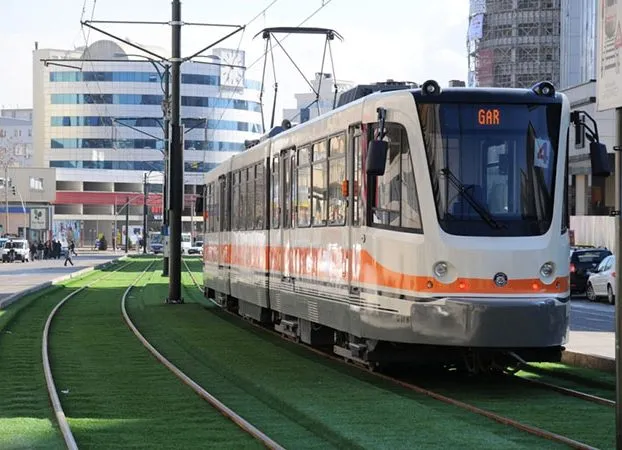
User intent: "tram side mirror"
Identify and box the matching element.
[195,196,204,215]
[590,142,611,177]
[366,140,388,176]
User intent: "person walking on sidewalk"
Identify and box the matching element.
[64,249,74,266]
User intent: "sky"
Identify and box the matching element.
[0,0,469,122]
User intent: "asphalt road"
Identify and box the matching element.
[0,251,119,301]
[570,296,615,332]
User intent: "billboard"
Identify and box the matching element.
[597,0,622,111]
[30,208,48,230]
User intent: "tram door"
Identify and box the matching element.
[280,148,295,281]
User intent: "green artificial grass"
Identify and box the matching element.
[0,262,131,450]
[523,362,616,391]
[48,259,260,449]
[124,264,569,449]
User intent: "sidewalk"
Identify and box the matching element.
[0,252,124,309]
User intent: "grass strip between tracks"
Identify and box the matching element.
[0,260,130,450]
[121,260,571,449]
[45,258,260,449]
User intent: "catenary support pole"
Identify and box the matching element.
[615,106,622,450]
[143,173,147,254]
[125,196,129,254]
[162,65,170,276]
[167,0,183,303]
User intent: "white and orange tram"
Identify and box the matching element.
[198,80,610,370]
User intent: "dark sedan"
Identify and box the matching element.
[570,247,612,295]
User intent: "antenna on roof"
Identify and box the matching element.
[253,27,343,131]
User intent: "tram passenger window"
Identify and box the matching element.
[371,123,422,232]
[232,172,240,231]
[208,183,215,233]
[284,155,291,229]
[353,134,361,226]
[312,140,328,226]
[222,177,230,232]
[297,162,311,227]
[247,167,255,230]
[205,184,211,232]
[271,157,279,229]
[328,134,346,225]
[213,183,220,233]
[240,170,247,231]
[256,164,264,230]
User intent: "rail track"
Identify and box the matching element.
[123,263,285,450]
[42,260,138,449]
[182,258,610,450]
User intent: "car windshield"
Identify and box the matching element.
[417,100,561,236]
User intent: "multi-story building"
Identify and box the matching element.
[0,115,34,168]
[0,166,56,240]
[282,72,354,124]
[559,0,597,89]
[1,108,33,122]
[33,39,262,246]
[467,0,561,88]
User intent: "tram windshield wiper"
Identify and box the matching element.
[440,167,505,230]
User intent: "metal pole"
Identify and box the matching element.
[167,0,183,303]
[615,106,622,450]
[4,166,8,236]
[162,65,170,276]
[143,173,148,254]
[125,196,129,254]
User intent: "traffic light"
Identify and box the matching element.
[11,186,15,196]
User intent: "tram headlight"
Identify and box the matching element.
[540,262,555,278]
[433,261,448,278]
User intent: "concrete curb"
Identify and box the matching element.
[0,255,129,310]
[561,350,616,373]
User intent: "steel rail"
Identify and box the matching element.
[512,374,615,407]
[182,259,599,450]
[42,260,138,450]
[124,260,285,450]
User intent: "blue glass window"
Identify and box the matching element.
[50,116,261,132]
[49,160,218,172]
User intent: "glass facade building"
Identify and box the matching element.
[33,39,262,243]
[559,0,596,89]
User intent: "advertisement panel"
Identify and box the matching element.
[597,0,622,111]
[30,208,47,230]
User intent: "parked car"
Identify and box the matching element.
[187,241,203,256]
[586,254,616,304]
[570,247,612,295]
[1,239,30,262]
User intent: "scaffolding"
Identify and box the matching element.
[467,0,561,88]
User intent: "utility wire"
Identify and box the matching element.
[205,0,335,166]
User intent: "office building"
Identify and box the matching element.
[33,39,262,245]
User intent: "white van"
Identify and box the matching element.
[181,233,192,254]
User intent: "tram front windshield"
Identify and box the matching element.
[417,102,562,237]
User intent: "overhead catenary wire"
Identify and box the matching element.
[204,0,336,167]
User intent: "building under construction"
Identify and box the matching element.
[467,0,561,88]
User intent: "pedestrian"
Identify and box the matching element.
[70,240,77,256]
[64,249,74,266]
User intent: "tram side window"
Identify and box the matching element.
[232,171,240,231]
[297,147,311,227]
[207,183,214,233]
[247,167,255,230]
[256,163,265,230]
[371,123,422,232]
[284,154,292,229]
[328,134,346,225]
[353,134,361,226]
[212,183,220,233]
[222,176,230,232]
[312,140,328,226]
[271,157,280,229]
